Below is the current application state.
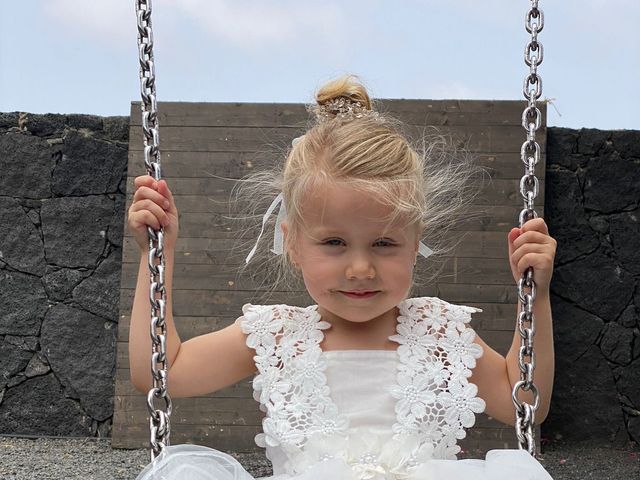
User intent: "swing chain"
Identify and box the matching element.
[513,0,543,457]
[136,0,173,462]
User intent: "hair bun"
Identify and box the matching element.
[309,74,376,122]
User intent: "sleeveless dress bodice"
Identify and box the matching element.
[239,296,489,476]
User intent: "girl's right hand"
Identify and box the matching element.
[127,175,179,253]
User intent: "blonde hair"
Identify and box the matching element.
[218,74,488,304]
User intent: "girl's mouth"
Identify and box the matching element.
[340,291,380,299]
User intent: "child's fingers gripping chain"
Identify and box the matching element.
[133,184,170,212]
[131,176,172,228]
[155,179,176,213]
[134,175,174,208]
[129,199,166,230]
[134,174,156,190]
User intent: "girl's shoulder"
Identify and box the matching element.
[234,302,325,341]
[233,302,312,326]
[396,296,483,336]
[401,295,483,315]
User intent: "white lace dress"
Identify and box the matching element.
[136,296,553,480]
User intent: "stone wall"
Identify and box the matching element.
[0,112,128,437]
[544,128,640,446]
[0,111,638,446]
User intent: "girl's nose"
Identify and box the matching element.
[346,257,376,279]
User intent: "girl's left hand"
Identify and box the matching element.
[507,218,557,291]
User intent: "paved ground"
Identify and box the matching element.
[0,436,638,479]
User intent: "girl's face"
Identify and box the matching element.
[281,183,420,326]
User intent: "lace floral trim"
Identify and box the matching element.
[388,297,486,460]
[240,296,486,473]
[240,303,349,451]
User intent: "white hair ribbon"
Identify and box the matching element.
[245,191,434,264]
[245,192,285,264]
[418,241,434,258]
[271,193,287,256]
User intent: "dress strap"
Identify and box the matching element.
[239,303,349,452]
[387,296,487,460]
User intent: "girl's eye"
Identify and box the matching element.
[375,239,395,247]
[322,239,396,247]
[323,239,343,246]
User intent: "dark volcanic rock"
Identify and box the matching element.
[0,374,93,436]
[22,113,67,137]
[600,322,635,365]
[43,265,91,301]
[547,346,627,445]
[609,208,640,276]
[545,168,599,264]
[103,116,129,143]
[577,128,610,156]
[552,249,634,322]
[0,133,52,198]
[72,251,122,321]
[0,269,48,335]
[52,130,127,195]
[107,194,126,248]
[0,341,33,390]
[0,196,46,275]
[615,356,640,408]
[40,303,116,421]
[611,130,640,158]
[0,113,128,438]
[40,195,113,269]
[546,127,640,445]
[583,152,640,214]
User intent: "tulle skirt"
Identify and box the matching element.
[134,444,554,479]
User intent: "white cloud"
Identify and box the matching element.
[561,0,638,48]
[168,0,347,51]
[42,0,134,48]
[41,0,350,58]
[427,81,493,100]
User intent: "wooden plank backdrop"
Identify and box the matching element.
[113,100,546,454]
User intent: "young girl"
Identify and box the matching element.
[128,75,557,479]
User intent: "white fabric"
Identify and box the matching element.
[244,192,286,264]
[322,351,397,436]
[135,296,554,479]
[135,444,553,480]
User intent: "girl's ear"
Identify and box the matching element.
[280,221,297,262]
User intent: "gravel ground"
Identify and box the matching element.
[0,436,638,479]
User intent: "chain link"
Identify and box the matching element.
[135,0,172,462]
[512,0,543,457]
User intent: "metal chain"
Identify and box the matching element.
[512,0,543,457]
[131,0,543,462]
[135,0,172,462]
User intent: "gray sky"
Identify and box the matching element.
[1,1,638,130]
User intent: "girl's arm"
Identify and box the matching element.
[468,290,554,426]
[127,175,255,397]
[463,220,557,425]
[505,289,554,424]
[129,247,182,392]
[128,247,256,398]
